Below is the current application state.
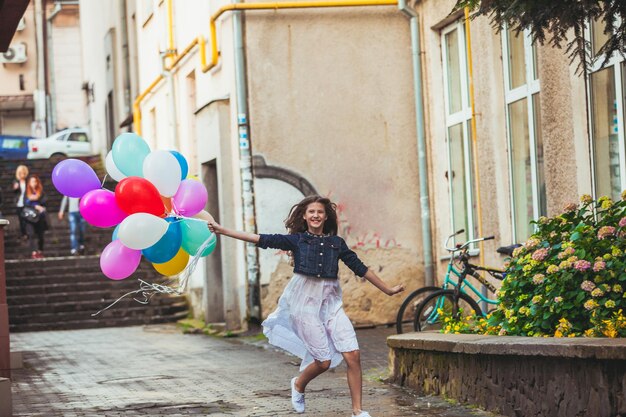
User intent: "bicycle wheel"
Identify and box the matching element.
[395,286,440,334]
[413,289,483,332]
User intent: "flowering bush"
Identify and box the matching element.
[443,194,626,337]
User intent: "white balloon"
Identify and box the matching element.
[142,150,182,197]
[118,213,169,250]
[105,151,127,182]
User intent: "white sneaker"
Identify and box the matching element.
[291,377,305,413]
[352,412,372,417]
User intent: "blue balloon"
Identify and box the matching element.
[142,217,182,263]
[112,224,120,241]
[170,150,189,180]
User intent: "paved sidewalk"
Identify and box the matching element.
[9,325,499,416]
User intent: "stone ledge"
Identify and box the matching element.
[388,332,626,416]
[387,331,626,360]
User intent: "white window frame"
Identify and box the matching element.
[501,27,543,242]
[441,20,476,245]
[585,19,626,199]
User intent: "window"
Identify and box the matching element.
[502,27,545,242]
[442,21,478,244]
[68,132,89,143]
[588,19,626,202]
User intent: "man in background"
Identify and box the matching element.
[58,196,86,255]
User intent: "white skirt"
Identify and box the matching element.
[262,273,359,371]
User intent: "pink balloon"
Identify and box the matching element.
[80,189,128,228]
[100,240,142,280]
[172,179,208,216]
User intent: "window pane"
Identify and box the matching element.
[448,123,469,238]
[507,28,526,89]
[591,67,621,201]
[592,18,610,57]
[509,98,534,240]
[532,94,547,216]
[445,29,462,114]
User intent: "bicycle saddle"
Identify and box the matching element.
[496,243,521,256]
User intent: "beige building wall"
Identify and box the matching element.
[79,0,136,153]
[128,0,247,328]
[126,1,427,326]
[244,5,424,324]
[0,3,37,136]
[48,4,88,132]
[418,0,594,284]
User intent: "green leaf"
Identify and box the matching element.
[571,232,582,241]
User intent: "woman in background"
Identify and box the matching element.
[23,175,48,259]
[12,165,29,239]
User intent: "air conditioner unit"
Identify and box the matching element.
[0,43,27,64]
[17,17,26,31]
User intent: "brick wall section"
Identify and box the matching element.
[387,333,626,417]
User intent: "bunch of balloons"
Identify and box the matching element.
[52,133,217,280]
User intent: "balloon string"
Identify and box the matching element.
[101,173,109,188]
[92,232,215,316]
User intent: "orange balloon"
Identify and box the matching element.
[161,195,173,213]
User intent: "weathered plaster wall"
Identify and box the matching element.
[245,5,425,323]
[537,46,583,215]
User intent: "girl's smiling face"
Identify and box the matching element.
[303,202,327,234]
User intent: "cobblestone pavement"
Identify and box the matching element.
[9,325,499,416]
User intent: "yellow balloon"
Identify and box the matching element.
[152,248,189,276]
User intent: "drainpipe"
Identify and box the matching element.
[398,0,434,286]
[46,2,63,133]
[34,0,47,137]
[232,8,261,323]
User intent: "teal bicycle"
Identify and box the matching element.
[395,230,510,333]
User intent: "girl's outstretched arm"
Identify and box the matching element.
[363,269,405,296]
[208,221,260,244]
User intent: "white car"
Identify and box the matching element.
[27,128,92,160]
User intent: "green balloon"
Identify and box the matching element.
[181,219,217,257]
[112,133,151,177]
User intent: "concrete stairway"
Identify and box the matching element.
[2,156,189,332]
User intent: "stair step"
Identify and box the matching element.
[9,311,189,332]
[8,297,187,318]
[1,156,189,332]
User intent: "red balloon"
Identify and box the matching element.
[115,177,165,216]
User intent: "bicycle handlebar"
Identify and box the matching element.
[443,232,495,253]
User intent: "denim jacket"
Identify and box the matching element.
[257,232,368,279]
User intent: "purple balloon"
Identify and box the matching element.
[172,179,208,216]
[80,189,128,228]
[100,240,142,280]
[52,159,101,198]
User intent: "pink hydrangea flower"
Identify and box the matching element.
[524,238,540,249]
[574,260,591,272]
[531,248,549,262]
[563,202,577,212]
[593,261,606,272]
[619,217,626,228]
[554,296,563,303]
[581,280,596,292]
[532,274,545,285]
[598,226,616,240]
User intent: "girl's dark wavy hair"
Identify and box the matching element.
[284,195,338,235]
